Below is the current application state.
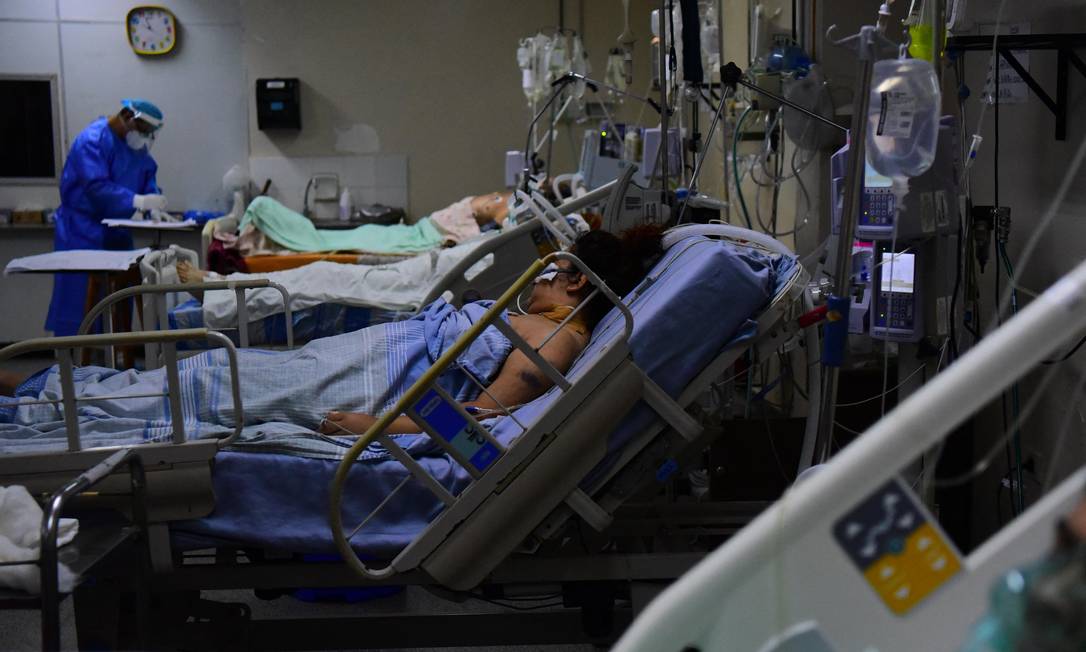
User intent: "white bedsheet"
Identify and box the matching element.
[202,239,493,328]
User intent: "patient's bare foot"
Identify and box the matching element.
[176,261,207,302]
[177,261,207,284]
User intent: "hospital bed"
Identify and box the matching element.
[0,223,818,648]
[612,251,1086,651]
[79,181,626,358]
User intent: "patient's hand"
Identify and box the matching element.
[319,411,376,436]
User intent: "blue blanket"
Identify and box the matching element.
[0,301,511,459]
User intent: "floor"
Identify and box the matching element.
[0,586,598,651]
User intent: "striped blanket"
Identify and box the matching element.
[0,301,511,460]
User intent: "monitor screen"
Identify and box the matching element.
[0,78,58,179]
[880,252,915,293]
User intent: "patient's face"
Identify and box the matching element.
[526,262,582,313]
[471,192,513,226]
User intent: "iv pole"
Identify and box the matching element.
[812,20,899,464]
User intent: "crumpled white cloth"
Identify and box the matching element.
[201,236,493,328]
[0,485,78,594]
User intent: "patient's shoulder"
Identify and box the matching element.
[510,314,588,355]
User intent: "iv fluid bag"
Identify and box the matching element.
[866,58,941,179]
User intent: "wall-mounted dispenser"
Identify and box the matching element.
[256,78,301,130]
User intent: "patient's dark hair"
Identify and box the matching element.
[569,224,665,328]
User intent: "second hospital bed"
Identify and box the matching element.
[81,187,612,356]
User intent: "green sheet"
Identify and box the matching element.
[240,196,445,254]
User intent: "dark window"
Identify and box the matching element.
[0,79,58,179]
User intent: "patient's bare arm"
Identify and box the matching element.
[318,315,587,437]
[466,314,585,411]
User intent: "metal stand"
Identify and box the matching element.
[947,33,1086,140]
[10,449,149,652]
[812,25,895,463]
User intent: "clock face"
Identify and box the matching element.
[126,6,177,56]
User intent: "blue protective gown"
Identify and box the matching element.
[45,117,159,335]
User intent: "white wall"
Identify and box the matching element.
[0,0,247,212]
[242,0,657,217]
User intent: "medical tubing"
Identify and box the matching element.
[993,131,1086,333]
[603,165,638,232]
[661,222,794,257]
[963,0,1009,184]
[1000,243,1025,513]
[772,120,785,235]
[522,79,575,192]
[880,201,901,418]
[1042,368,1086,491]
[731,107,755,229]
[934,364,1058,489]
[677,86,733,225]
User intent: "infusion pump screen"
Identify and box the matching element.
[880,252,915,294]
[865,161,893,189]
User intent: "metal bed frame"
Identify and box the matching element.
[0,329,244,586]
[0,224,818,648]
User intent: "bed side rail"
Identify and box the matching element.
[419,221,545,308]
[420,182,618,308]
[78,279,294,359]
[0,328,243,451]
[329,252,633,581]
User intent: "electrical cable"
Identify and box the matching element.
[1042,366,1086,491]
[836,341,947,407]
[465,594,566,612]
[1042,333,1086,364]
[934,364,1059,488]
[991,69,1016,516]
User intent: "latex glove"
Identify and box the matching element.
[132,194,168,211]
[147,209,175,222]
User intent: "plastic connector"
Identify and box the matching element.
[964,134,984,170]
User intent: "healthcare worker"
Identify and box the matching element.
[45,99,167,336]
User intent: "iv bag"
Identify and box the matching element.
[605,49,627,98]
[866,57,941,179]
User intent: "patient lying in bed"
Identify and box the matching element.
[0,228,662,454]
[233,192,514,258]
[176,237,489,327]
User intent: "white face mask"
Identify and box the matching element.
[125,130,152,152]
